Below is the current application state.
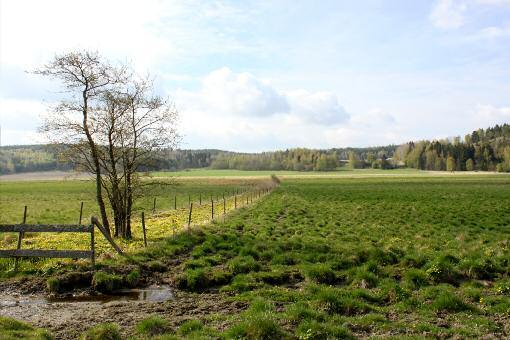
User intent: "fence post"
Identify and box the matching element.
[188,203,193,233]
[223,197,226,215]
[188,194,191,207]
[79,202,84,225]
[199,193,202,206]
[14,206,27,270]
[90,223,95,269]
[142,211,147,247]
[153,198,157,213]
[174,195,177,210]
[211,199,214,219]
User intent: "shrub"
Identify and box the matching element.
[125,270,140,288]
[227,256,260,275]
[175,268,208,291]
[305,264,337,284]
[315,287,373,315]
[208,268,233,286]
[403,269,428,290]
[92,271,123,293]
[135,316,169,336]
[425,258,460,284]
[226,315,284,340]
[377,282,409,304]
[46,272,93,293]
[81,323,121,340]
[459,258,498,280]
[432,291,473,312]
[353,269,378,288]
[178,319,203,335]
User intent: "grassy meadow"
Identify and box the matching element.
[150,168,426,178]
[0,177,271,275]
[1,171,510,338]
[125,174,510,338]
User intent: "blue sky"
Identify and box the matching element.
[1,0,509,151]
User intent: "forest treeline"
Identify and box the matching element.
[1,124,509,174]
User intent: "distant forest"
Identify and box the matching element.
[1,124,509,174]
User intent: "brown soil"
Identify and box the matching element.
[0,277,246,339]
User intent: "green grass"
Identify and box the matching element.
[3,173,510,338]
[0,316,53,339]
[143,174,509,338]
[149,167,428,177]
[0,177,270,275]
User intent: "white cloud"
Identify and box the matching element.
[475,23,510,39]
[0,0,179,71]
[169,68,424,151]
[475,0,510,5]
[430,0,467,29]
[474,104,510,125]
[0,97,47,145]
[350,108,396,127]
[176,68,349,123]
[198,67,289,117]
[286,90,349,125]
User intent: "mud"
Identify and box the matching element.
[0,282,246,339]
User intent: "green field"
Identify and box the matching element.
[0,177,271,274]
[150,168,426,177]
[0,178,264,225]
[1,172,510,338]
[132,174,510,338]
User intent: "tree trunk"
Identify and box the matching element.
[82,87,111,236]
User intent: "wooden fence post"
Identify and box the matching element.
[90,222,95,269]
[223,197,226,215]
[174,195,177,210]
[142,211,147,247]
[14,206,27,270]
[79,202,84,225]
[199,193,202,206]
[153,198,157,213]
[188,203,193,233]
[211,199,214,219]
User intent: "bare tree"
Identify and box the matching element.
[37,51,178,238]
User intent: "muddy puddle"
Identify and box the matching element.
[0,285,175,338]
[0,284,173,308]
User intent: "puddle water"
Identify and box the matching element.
[0,285,173,308]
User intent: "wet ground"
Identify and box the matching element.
[0,284,245,339]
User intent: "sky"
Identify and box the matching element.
[1,0,509,152]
